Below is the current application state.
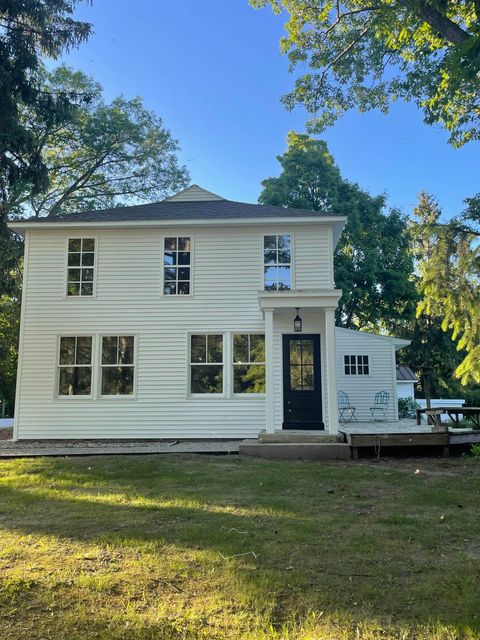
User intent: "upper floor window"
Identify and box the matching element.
[233,334,265,394]
[263,234,291,291]
[163,237,191,295]
[344,355,369,375]
[67,238,95,296]
[190,334,223,394]
[58,336,92,396]
[101,336,135,395]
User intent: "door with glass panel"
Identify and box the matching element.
[282,334,323,430]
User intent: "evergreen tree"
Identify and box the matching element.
[412,192,480,384]
[0,0,92,292]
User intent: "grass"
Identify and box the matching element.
[0,454,479,639]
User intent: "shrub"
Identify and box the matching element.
[470,444,480,458]
[398,396,419,419]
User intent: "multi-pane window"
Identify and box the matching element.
[264,234,292,291]
[163,237,191,295]
[101,336,135,395]
[290,339,314,390]
[190,334,223,394]
[67,238,95,296]
[58,336,92,396]
[233,334,265,393]
[344,355,369,375]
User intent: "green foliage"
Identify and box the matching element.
[398,396,419,419]
[411,193,480,384]
[470,443,480,458]
[259,132,417,329]
[0,289,21,417]
[0,0,92,224]
[0,2,93,393]
[10,66,190,218]
[251,0,480,146]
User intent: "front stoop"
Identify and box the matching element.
[258,430,339,444]
[239,440,351,460]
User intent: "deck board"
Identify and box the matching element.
[339,421,480,457]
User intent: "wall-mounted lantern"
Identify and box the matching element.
[294,308,302,333]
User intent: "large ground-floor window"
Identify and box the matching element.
[58,336,93,396]
[190,334,224,394]
[101,336,135,395]
[233,334,265,393]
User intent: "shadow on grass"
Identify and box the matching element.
[0,455,479,639]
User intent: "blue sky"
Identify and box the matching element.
[59,0,479,217]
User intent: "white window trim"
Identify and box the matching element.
[343,354,371,377]
[232,332,266,397]
[160,234,194,298]
[187,332,226,398]
[63,235,98,300]
[98,333,138,400]
[54,334,95,400]
[261,232,295,292]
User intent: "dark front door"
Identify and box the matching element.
[282,334,323,430]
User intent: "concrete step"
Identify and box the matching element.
[239,440,351,460]
[258,430,340,444]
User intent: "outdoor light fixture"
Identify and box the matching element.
[294,308,302,333]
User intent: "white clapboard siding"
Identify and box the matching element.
[165,185,224,201]
[397,381,415,399]
[335,328,398,421]
[16,223,333,439]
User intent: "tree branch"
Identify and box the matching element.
[324,5,384,38]
[397,0,472,44]
[322,19,374,78]
[49,150,112,214]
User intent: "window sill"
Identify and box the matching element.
[55,395,93,401]
[233,393,266,398]
[189,393,226,399]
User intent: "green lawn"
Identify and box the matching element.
[0,454,479,639]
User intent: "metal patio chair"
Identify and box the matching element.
[338,391,358,423]
[370,391,390,421]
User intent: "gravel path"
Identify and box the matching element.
[0,438,241,458]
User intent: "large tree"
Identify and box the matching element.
[0,0,92,293]
[259,132,417,329]
[9,66,190,218]
[251,0,480,146]
[412,192,480,384]
[0,0,92,217]
[397,193,471,399]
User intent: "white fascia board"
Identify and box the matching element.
[7,215,348,233]
[335,326,411,349]
[258,289,343,311]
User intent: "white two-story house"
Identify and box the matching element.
[9,185,407,441]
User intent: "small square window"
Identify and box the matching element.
[344,355,369,375]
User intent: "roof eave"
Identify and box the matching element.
[7,215,348,232]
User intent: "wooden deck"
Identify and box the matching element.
[339,421,480,458]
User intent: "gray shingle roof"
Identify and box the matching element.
[396,365,418,381]
[21,199,338,224]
